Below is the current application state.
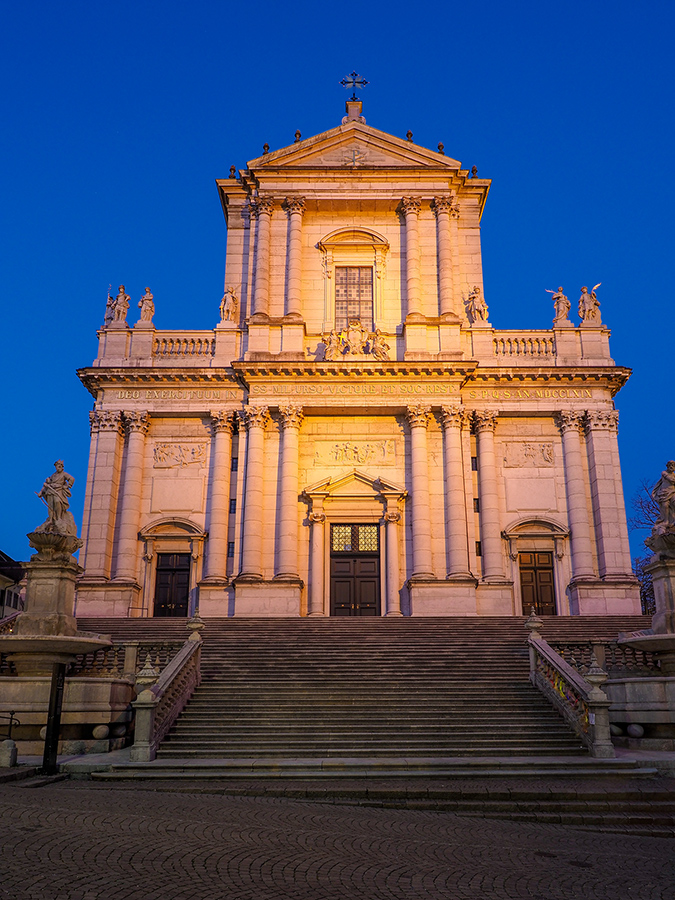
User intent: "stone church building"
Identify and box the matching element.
[76,98,640,620]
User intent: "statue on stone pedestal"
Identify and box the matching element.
[653,461,675,529]
[138,287,155,323]
[466,286,488,323]
[546,287,571,325]
[35,461,78,537]
[370,329,390,361]
[103,285,115,326]
[322,329,343,361]
[579,284,601,324]
[109,285,130,323]
[219,287,238,322]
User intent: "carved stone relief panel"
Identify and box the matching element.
[313,440,397,466]
[502,442,554,468]
[153,443,207,468]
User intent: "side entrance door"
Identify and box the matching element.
[330,524,380,617]
[519,551,556,615]
[153,553,191,617]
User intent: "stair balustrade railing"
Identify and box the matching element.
[130,624,203,763]
[547,640,659,678]
[0,612,20,634]
[526,621,614,758]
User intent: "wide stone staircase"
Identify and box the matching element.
[78,615,654,777]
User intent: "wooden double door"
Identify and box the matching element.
[153,553,190,617]
[519,551,556,615]
[330,524,381,617]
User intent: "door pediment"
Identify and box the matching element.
[304,469,406,501]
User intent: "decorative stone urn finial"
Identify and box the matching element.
[524,607,544,635]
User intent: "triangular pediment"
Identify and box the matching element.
[248,121,461,171]
[304,469,407,499]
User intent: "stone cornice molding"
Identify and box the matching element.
[89,409,123,434]
[406,404,432,428]
[472,409,499,432]
[400,196,422,216]
[584,409,619,433]
[284,197,306,216]
[278,403,304,429]
[209,409,235,434]
[240,405,270,430]
[123,410,150,435]
[554,410,584,434]
[440,405,471,429]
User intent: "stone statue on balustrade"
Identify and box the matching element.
[35,460,78,537]
[370,329,390,361]
[466,286,489,323]
[138,287,155,323]
[219,287,238,323]
[546,286,571,326]
[107,285,130,324]
[578,284,602,325]
[322,329,343,361]
[646,461,675,559]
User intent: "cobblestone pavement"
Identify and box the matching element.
[1,780,673,900]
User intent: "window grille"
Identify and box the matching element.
[331,524,379,553]
[335,267,373,331]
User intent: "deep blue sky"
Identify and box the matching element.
[1,0,672,561]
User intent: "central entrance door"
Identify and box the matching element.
[153,553,191,617]
[330,524,381,616]
[519,551,556,615]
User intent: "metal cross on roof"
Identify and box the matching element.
[340,71,369,100]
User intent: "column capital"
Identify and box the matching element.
[472,409,499,432]
[400,196,422,216]
[309,512,326,525]
[554,409,584,434]
[90,409,123,435]
[249,195,274,219]
[584,409,619,433]
[123,411,150,435]
[384,511,401,524]
[284,196,306,216]
[432,194,460,218]
[240,405,270,431]
[440,405,471,429]
[406,404,432,428]
[278,403,304,429]
[209,409,235,434]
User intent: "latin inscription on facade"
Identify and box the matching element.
[112,388,240,401]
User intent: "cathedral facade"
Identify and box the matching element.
[76,99,640,619]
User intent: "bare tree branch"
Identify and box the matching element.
[628,479,659,532]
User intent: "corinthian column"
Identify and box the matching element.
[308,510,326,616]
[473,410,504,579]
[554,411,595,579]
[440,406,472,577]
[276,403,304,579]
[284,197,305,320]
[238,405,270,579]
[406,404,434,578]
[385,509,403,616]
[433,195,461,322]
[250,195,274,319]
[401,197,423,319]
[584,410,631,577]
[81,410,124,579]
[202,410,234,582]
[114,411,149,581]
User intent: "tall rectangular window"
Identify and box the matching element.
[335,267,373,331]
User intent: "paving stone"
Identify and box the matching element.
[1,780,675,900]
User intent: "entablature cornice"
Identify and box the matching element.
[232,360,478,382]
[77,366,241,398]
[464,366,631,397]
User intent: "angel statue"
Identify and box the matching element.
[578,284,602,324]
[322,329,343,361]
[545,287,571,325]
[220,287,238,322]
